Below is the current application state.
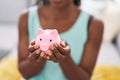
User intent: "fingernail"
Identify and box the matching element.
[36,51,39,54]
[50,46,54,50]
[44,55,47,58]
[46,50,51,56]
[47,56,50,60]
[35,45,39,49]
[61,42,65,47]
[36,50,40,54]
[48,50,52,56]
[40,52,44,57]
[55,43,58,47]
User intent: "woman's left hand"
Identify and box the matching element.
[46,40,71,62]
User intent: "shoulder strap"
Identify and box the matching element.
[28,6,38,42]
[87,16,93,31]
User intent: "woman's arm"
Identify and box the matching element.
[47,17,104,80]
[18,11,46,79]
[59,17,104,80]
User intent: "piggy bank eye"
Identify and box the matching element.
[40,38,42,41]
[50,39,52,42]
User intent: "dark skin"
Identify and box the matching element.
[18,0,104,80]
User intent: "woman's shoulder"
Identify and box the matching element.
[90,16,104,32]
[18,9,29,36]
[88,16,104,42]
[78,9,104,36]
[19,9,28,20]
[19,9,28,25]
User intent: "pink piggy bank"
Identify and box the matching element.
[35,29,61,52]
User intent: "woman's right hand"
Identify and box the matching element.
[28,40,47,63]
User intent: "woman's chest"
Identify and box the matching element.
[39,16,78,34]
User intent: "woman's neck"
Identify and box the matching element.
[46,4,78,20]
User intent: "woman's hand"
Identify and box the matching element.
[46,40,71,62]
[28,40,48,63]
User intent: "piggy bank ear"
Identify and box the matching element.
[37,29,44,35]
[50,29,59,37]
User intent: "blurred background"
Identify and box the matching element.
[0,0,120,80]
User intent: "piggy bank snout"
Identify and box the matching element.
[40,43,49,51]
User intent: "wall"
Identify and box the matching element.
[0,0,28,24]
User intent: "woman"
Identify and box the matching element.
[18,0,104,80]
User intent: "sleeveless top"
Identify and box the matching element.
[28,6,89,80]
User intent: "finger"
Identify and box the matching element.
[46,56,51,60]
[43,54,47,59]
[28,53,39,62]
[54,43,65,55]
[45,52,51,60]
[50,45,65,61]
[57,41,71,55]
[45,53,51,60]
[42,52,51,61]
[47,50,58,62]
[28,49,40,62]
[31,39,35,45]
[28,45,39,53]
[37,52,46,63]
[60,40,68,48]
